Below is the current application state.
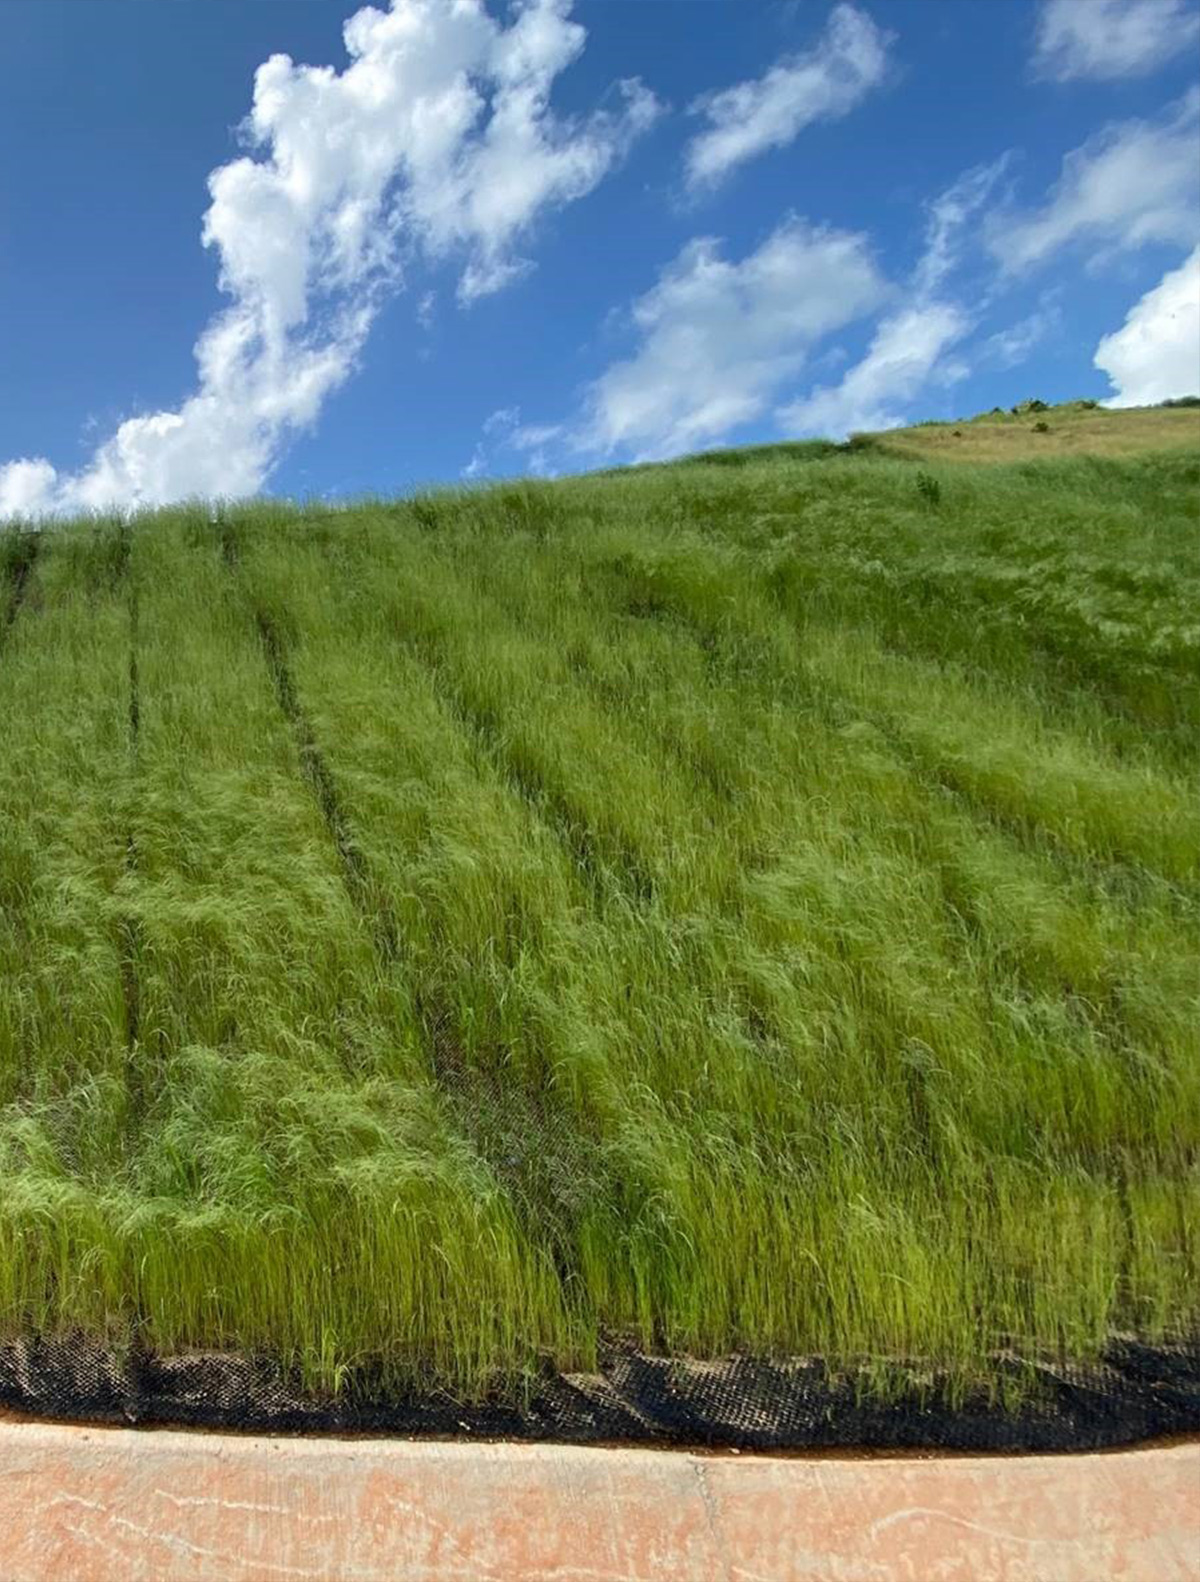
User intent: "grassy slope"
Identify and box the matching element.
[0,427,1198,1400]
[870,398,1200,464]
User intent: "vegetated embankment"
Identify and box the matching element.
[0,437,1197,1444]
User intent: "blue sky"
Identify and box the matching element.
[1,0,1197,514]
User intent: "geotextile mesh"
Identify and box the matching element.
[1,1334,1196,1450]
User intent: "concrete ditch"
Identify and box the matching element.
[0,1419,1196,1580]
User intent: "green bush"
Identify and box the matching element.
[916,469,942,506]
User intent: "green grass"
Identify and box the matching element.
[1,432,1198,1402]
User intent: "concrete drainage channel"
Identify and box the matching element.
[0,1422,1196,1582]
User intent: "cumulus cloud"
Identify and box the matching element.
[1033,0,1200,82]
[779,303,968,437]
[778,159,999,439]
[684,3,890,190]
[0,460,59,520]
[989,90,1200,273]
[1094,246,1200,405]
[569,218,886,459]
[494,152,1003,464]
[0,0,658,519]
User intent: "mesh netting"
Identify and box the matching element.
[2,1335,1196,1450]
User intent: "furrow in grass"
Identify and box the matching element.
[410,517,801,822]
[371,526,750,917]
[120,522,146,1125]
[254,606,399,959]
[1,529,39,636]
[410,639,659,906]
[377,579,702,908]
[222,513,400,959]
[420,999,604,1272]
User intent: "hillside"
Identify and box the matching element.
[1,434,1198,1427]
[867,397,1200,464]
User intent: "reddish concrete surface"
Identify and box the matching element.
[0,1422,1196,1582]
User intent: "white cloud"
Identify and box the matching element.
[684,3,890,190]
[1094,246,1200,405]
[0,0,659,519]
[1033,0,1200,81]
[495,153,1002,463]
[779,302,969,437]
[462,405,563,476]
[983,302,1061,369]
[915,156,1011,297]
[0,460,58,520]
[570,218,886,459]
[776,158,1001,439]
[989,90,1200,273]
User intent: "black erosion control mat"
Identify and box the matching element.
[2,1335,1197,1451]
